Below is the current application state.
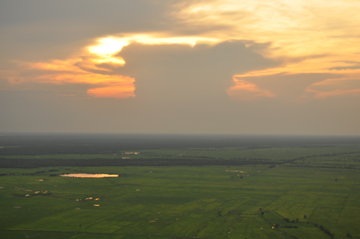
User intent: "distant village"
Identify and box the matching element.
[121,152,140,159]
[122,152,140,155]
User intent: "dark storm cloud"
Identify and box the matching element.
[114,40,277,103]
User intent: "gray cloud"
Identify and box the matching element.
[115,41,277,103]
[1,0,359,135]
[2,40,359,135]
[246,73,344,101]
[0,0,174,61]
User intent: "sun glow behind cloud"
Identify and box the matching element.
[175,0,360,57]
[171,0,360,100]
[2,33,222,99]
[86,34,221,66]
[3,0,360,101]
[3,34,222,99]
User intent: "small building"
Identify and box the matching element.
[122,152,140,155]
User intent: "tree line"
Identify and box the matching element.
[0,157,277,168]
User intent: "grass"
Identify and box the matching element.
[0,146,360,238]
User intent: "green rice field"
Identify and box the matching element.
[0,146,360,238]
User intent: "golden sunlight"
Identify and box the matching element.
[88,38,129,56]
[18,59,136,99]
[85,35,220,72]
[7,0,360,100]
[87,85,135,99]
[174,0,360,100]
[227,78,275,100]
[6,34,220,99]
[86,34,220,62]
[174,0,360,58]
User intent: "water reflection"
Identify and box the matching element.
[60,174,118,178]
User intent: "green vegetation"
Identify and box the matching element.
[0,136,359,238]
[1,145,360,168]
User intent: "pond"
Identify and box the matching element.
[60,174,118,178]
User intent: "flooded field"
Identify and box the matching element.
[60,173,118,178]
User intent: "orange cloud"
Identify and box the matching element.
[304,76,360,99]
[173,0,360,59]
[87,83,135,99]
[2,34,220,99]
[306,88,360,99]
[4,29,360,101]
[227,58,360,101]
[171,1,360,101]
[2,57,135,99]
[227,77,275,100]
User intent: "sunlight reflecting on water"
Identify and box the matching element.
[60,174,118,178]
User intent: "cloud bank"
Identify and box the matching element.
[0,0,359,135]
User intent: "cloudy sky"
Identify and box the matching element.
[1,0,359,135]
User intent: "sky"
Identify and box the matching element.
[0,0,359,135]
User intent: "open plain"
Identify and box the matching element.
[0,135,359,238]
